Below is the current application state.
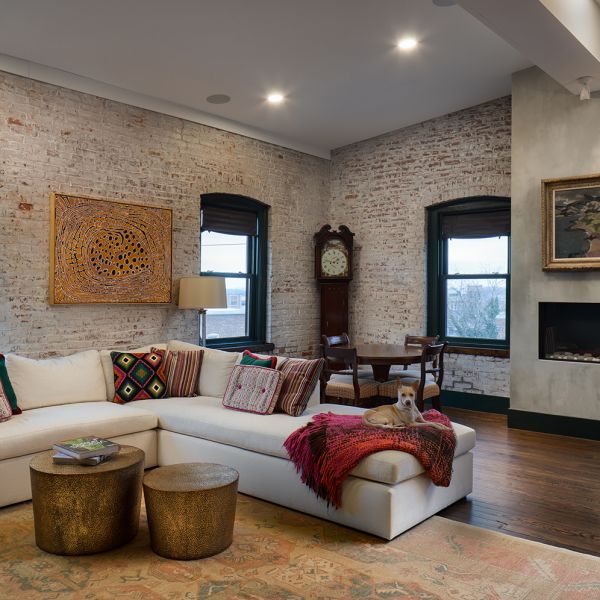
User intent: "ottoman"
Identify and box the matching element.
[143,462,239,560]
[29,445,144,555]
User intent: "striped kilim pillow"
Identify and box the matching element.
[0,353,19,415]
[162,349,204,397]
[276,358,325,417]
[223,365,283,414]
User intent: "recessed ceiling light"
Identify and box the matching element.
[206,94,231,104]
[433,0,456,6]
[267,92,285,104]
[398,37,418,51]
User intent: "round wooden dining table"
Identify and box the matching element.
[340,343,423,382]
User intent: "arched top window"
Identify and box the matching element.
[427,196,510,350]
[200,193,269,347]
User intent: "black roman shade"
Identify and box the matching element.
[441,209,510,239]
[201,205,257,236]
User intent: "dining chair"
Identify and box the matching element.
[321,346,379,407]
[388,334,440,378]
[378,342,447,411]
[321,333,370,375]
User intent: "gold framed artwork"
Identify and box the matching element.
[50,193,173,304]
[542,173,600,271]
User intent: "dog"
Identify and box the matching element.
[362,380,451,431]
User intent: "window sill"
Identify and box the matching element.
[446,346,510,358]
[208,341,274,354]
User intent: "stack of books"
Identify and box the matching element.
[52,436,120,466]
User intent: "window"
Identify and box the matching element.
[200,193,268,347]
[427,197,510,349]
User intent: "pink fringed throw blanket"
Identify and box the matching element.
[284,410,456,508]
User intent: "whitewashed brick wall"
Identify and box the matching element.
[329,97,512,397]
[0,71,329,358]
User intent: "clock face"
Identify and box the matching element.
[321,245,348,277]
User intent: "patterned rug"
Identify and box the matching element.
[1,494,599,600]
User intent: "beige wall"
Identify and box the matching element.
[511,67,600,420]
[329,97,512,397]
[0,71,329,358]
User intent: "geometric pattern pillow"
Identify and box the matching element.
[276,358,325,417]
[0,353,20,415]
[110,350,167,403]
[161,349,203,398]
[223,365,283,414]
[0,392,11,422]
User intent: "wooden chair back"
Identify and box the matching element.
[412,342,447,407]
[404,334,440,347]
[321,333,350,348]
[320,345,361,404]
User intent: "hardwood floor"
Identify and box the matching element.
[440,408,600,557]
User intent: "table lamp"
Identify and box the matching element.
[178,276,227,346]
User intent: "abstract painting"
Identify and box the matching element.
[50,193,172,303]
[542,174,600,271]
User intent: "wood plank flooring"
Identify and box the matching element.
[440,408,600,557]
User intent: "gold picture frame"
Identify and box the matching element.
[542,173,600,271]
[50,193,173,304]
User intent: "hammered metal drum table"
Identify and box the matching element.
[143,462,239,560]
[29,446,144,555]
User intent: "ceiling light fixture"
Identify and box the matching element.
[578,76,592,101]
[397,37,418,51]
[432,0,456,6]
[206,94,231,104]
[267,92,285,104]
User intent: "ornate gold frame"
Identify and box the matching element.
[541,173,600,271]
[50,193,173,304]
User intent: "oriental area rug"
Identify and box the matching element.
[1,494,598,600]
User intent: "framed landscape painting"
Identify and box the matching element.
[50,193,172,304]
[542,174,600,271]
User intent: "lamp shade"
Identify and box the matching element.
[178,276,227,309]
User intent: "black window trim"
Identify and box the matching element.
[427,196,511,351]
[200,193,269,349]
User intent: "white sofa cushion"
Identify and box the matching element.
[135,397,475,486]
[7,350,107,410]
[100,343,167,402]
[0,401,158,461]
[167,340,239,398]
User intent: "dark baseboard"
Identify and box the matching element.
[508,409,600,441]
[438,390,509,414]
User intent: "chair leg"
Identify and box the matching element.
[431,395,441,411]
[416,393,425,412]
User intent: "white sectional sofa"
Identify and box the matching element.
[0,341,475,540]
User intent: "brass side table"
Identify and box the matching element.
[143,462,239,560]
[30,445,144,555]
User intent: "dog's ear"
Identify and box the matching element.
[410,380,420,392]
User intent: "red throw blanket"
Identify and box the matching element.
[284,410,456,508]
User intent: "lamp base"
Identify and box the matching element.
[198,309,207,347]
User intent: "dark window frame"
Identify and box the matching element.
[427,196,511,351]
[200,193,269,349]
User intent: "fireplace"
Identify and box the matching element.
[539,302,600,363]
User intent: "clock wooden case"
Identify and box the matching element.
[314,225,354,339]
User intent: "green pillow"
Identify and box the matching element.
[0,354,20,414]
[240,351,277,369]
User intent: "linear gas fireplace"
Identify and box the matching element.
[539,302,600,364]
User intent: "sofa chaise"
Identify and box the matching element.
[0,341,475,540]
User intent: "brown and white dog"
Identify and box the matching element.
[363,380,451,431]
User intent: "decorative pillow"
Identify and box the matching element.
[111,351,167,403]
[0,353,19,415]
[159,348,204,397]
[0,392,12,422]
[240,350,277,369]
[7,350,106,410]
[223,365,283,414]
[168,340,239,398]
[276,358,325,417]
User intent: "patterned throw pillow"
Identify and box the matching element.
[111,351,167,403]
[223,365,283,414]
[0,353,19,415]
[0,392,11,422]
[240,350,277,369]
[276,358,325,417]
[161,349,204,397]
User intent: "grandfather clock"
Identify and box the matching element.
[314,225,354,338]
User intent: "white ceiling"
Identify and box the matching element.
[0,0,530,157]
